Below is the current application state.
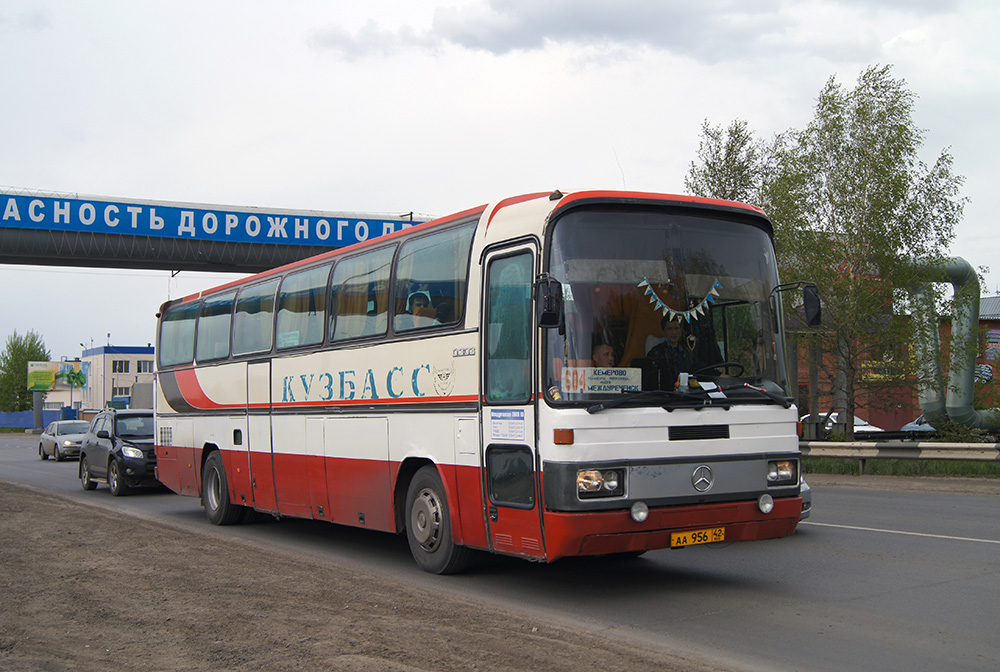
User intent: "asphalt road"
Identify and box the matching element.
[2,433,998,672]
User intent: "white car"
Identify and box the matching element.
[38,420,91,461]
[901,414,935,432]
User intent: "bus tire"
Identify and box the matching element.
[202,451,242,525]
[404,466,472,575]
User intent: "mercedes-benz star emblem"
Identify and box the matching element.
[691,465,714,492]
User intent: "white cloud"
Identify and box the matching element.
[0,6,51,32]
[307,0,953,67]
[428,0,791,61]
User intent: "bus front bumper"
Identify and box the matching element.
[542,496,802,562]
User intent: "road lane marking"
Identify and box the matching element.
[801,521,1000,545]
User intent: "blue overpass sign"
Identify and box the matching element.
[0,189,423,248]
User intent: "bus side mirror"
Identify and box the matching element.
[535,275,564,330]
[803,285,821,327]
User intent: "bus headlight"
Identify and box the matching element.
[766,460,798,486]
[577,469,625,498]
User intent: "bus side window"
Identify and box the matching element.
[330,246,394,342]
[276,264,330,349]
[196,291,235,361]
[487,445,535,508]
[393,221,476,333]
[233,279,279,356]
[484,252,532,403]
[159,303,198,367]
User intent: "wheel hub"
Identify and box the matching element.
[411,489,442,551]
[206,468,221,510]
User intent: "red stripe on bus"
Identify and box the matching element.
[272,394,479,410]
[174,368,245,410]
[485,192,550,231]
[155,441,801,564]
[158,447,488,548]
[550,190,767,216]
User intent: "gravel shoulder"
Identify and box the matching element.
[0,480,722,672]
[3,472,995,671]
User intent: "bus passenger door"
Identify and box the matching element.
[247,361,278,513]
[481,246,545,559]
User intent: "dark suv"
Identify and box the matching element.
[79,409,157,496]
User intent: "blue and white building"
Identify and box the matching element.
[79,345,155,409]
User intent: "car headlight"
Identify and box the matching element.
[62,439,74,446]
[766,459,798,486]
[577,469,625,499]
[121,445,145,459]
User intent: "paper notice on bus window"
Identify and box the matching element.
[491,409,525,442]
[699,381,728,399]
[562,367,641,394]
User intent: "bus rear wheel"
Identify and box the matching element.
[203,451,242,525]
[404,466,472,574]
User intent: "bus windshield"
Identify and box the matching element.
[543,208,788,406]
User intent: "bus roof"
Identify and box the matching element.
[158,189,768,313]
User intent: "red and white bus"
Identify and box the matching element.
[154,189,817,573]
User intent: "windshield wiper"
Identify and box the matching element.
[586,389,711,414]
[587,382,792,414]
[718,382,792,408]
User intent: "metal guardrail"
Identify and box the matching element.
[800,440,1000,474]
[801,440,1000,461]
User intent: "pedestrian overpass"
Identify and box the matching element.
[0,186,428,274]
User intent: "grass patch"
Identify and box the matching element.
[0,427,31,433]
[804,456,1000,477]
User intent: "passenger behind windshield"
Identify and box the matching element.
[644,314,724,391]
[647,319,699,374]
[592,340,616,368]
[543,208,788,403]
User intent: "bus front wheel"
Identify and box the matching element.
[404,466,472,574]
[203,451,242,525]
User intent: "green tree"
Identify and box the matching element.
[0,330,50,412]
[686,65,967,438]
[684,119,764,204]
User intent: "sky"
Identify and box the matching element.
[2,0,999,360]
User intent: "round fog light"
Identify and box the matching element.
[757,494,774,514]
[630,501,649,523]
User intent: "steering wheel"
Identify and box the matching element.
[691,361,745,377]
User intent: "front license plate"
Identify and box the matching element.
[670,527,725,548]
